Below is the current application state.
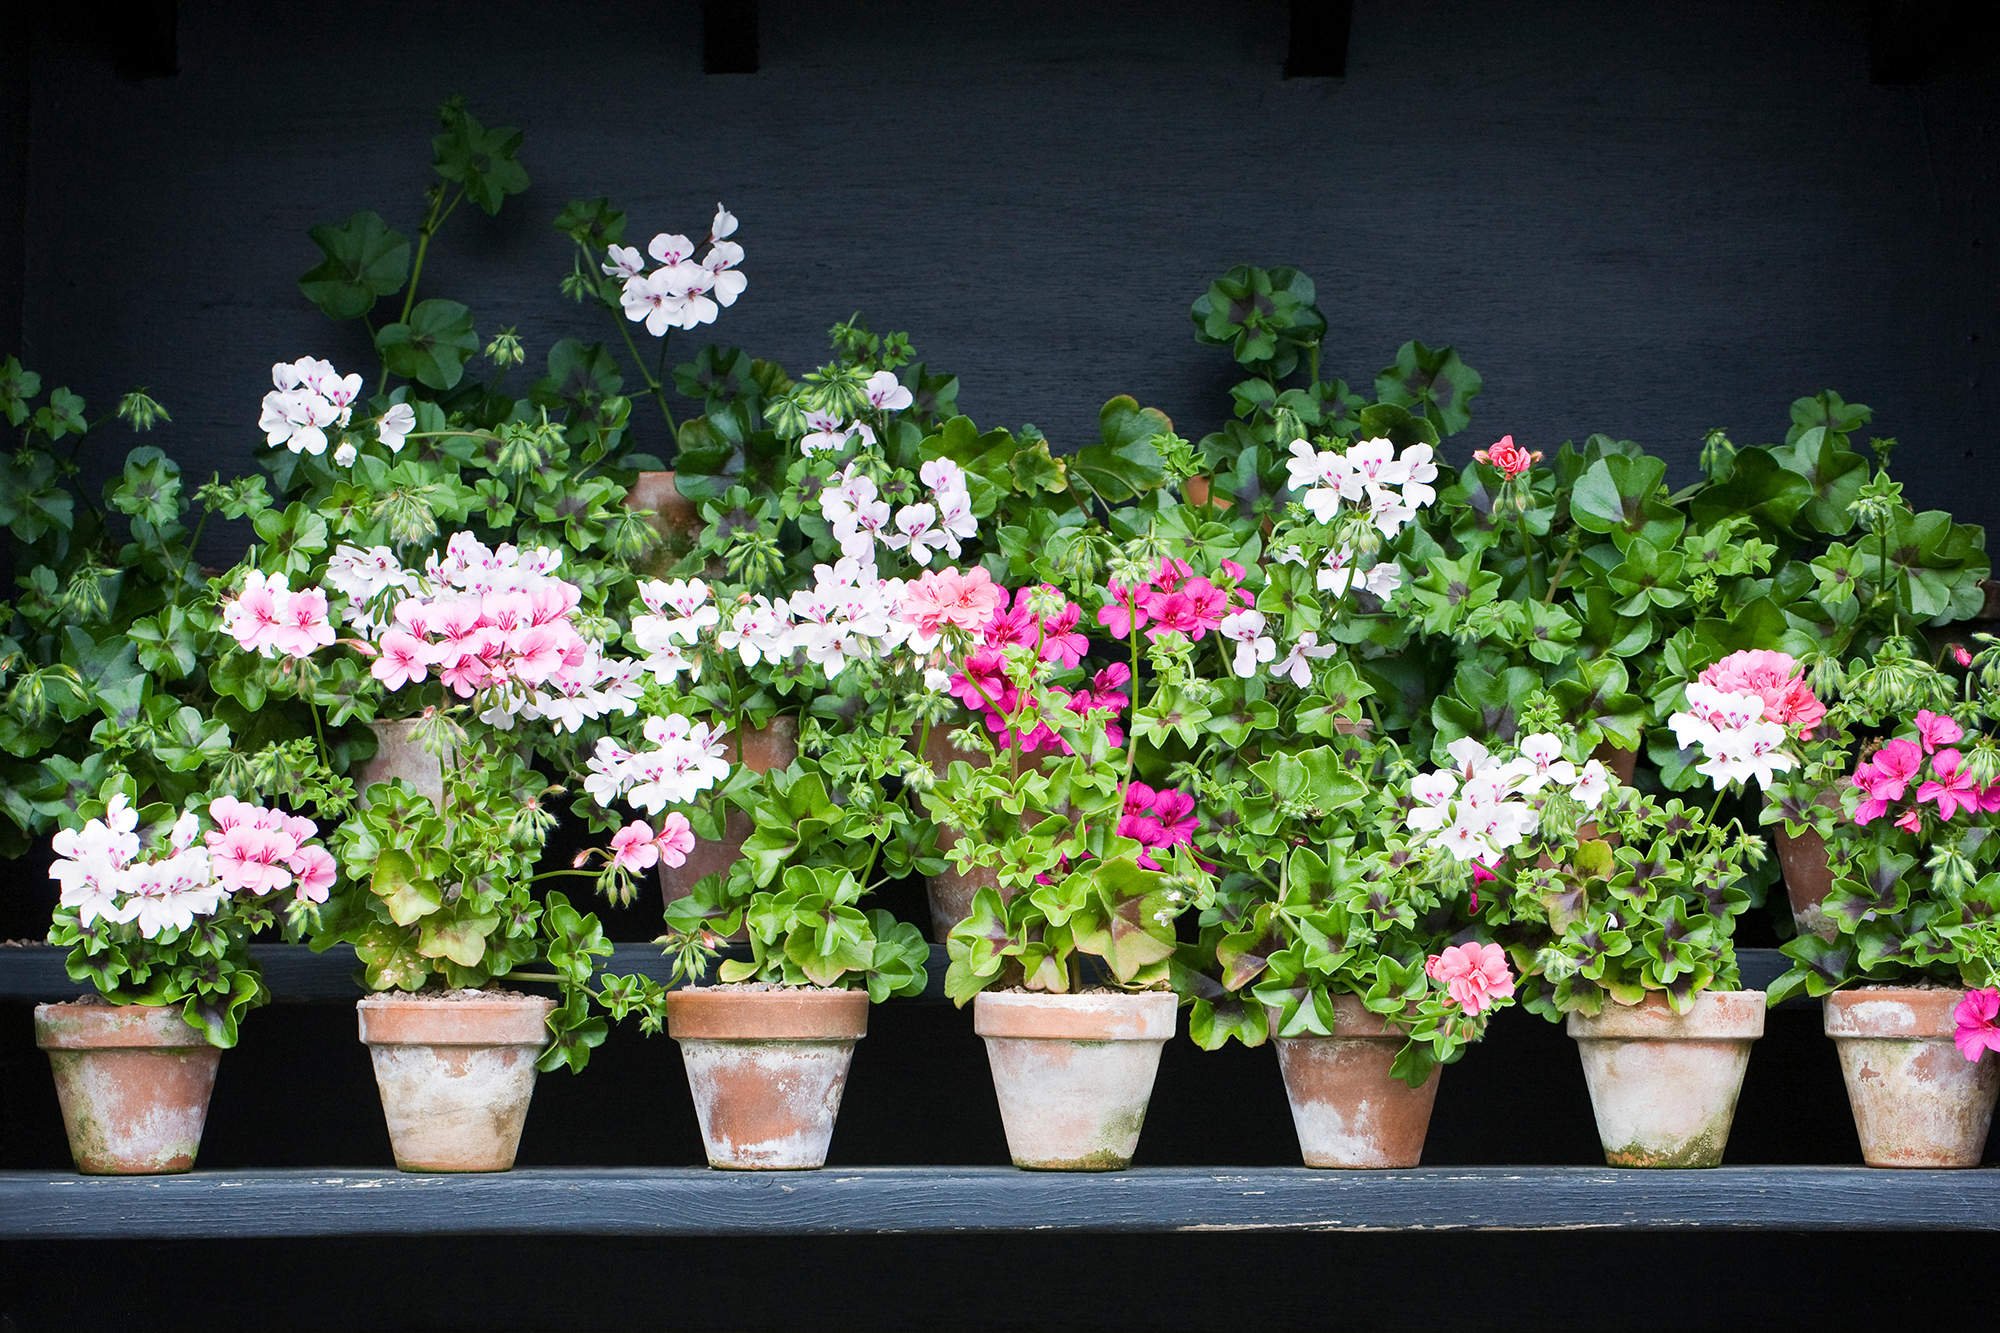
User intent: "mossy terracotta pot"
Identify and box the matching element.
[357,992,555,1173]
[973,990,1177,1171]
[664,987,869,1170]
[1567,991,1765,1167]
[1770,789,1840,940]
[1267,997,1439,1168]
[34,1001,220,1175]
[626,469,707,577]
[659,717,799,939]
[356,717,447,807]
[1824,988,2000,1168]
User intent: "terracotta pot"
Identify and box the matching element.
[919,725,1007,941]
[34,1002,220,1175]
[1824,988,2000,1168]
[1772,789,1841,940]
[1266,997,1439,1168]
[665,987,869,1170]
[356,992,555,1172]
[1182,474,1234,512]
[356,717,446,808]
[660,717,800,939]
[1590,741,1637,784]
[626,469,707,577]
[973,989,1177,1171]
[1567,990,1765,1167]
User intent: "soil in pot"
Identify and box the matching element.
[357,990,555,1173]
[1824,987,2000,1168]
[34,1000,221,1175]
[973,989,1177,1171]
[1268,997,1438,1168]
[1567,991,1765,1168]
[660,717,800,939]
[665,985,869,1170]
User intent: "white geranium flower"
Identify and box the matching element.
[864,370,913,412]
[600,244,645,278]
[377,402,416,453]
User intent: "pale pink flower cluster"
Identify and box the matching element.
[800,371,915,458]
[1668,681,1794,790]
[220,571,338,660]
[608,813,697,873]
[1696,649,1825,733]
[50,795,333,941]
[611,205,744,335]
[1426,941,1516,1015]
[1407,736,1612,863]
[1284,436,1438,537]
[584,715,733,815]
[255,356,413,462]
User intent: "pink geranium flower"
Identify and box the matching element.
[899,566,1004,637]
[1894,808,1923,834]
[1851,739,1925,825]
[948,646,1015,716]
[372,630,432,691]
[1953,988,2000,1062]
[1917,749,1982,821]
[1425,942,1516,1015]
[655,812,695,868]
[610,820,663,873]
[1698,649,1825,733]
[287,845,337,903]
[1914,710,1965,754]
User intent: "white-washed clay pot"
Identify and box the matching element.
[1267,997,1439,1168]
[34,1001,220,1175]
[658,717,799,941]
[356,992,555,1172]
[357,718,447,808]
[665,987,869,1170]
[973,990,1177,1171]
[1825,988,2000,1168]
[1567,991,1765,1167]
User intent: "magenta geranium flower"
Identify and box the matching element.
[1917,749,1982,821]
[1851,739,1924,824]
[1913,710,1965,754]
[1953,988,2000,1062]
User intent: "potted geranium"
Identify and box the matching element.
[1767,651,2000,1167]
[38,779,333,1174]
[1414,700,1766,1167]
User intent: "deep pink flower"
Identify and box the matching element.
[1953,645,1974,668]
[1122,783,1157,818]
[1917,749,1982,821]
[1852,739,1925,825]
[1894,808,1923,835]
[1141,577,1231,642]
[1697,649,1825,733]
[1980,783,2000,815]
[1425,942,1516,1015]
[1096,580,1149,640]
[1471,860,1497,885]
[654,812,695,869]
[1152,558,1192,593]
[1953,989,2000,1062]
[610,821,662,873]
[949,646,1014,715]
[1914,710,1965,754]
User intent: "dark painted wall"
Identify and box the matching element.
[8,0,1999,555]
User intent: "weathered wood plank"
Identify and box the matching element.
[3,1166,1995,1239]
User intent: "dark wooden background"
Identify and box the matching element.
[2,2,1998,1329]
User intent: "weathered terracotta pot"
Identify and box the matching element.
[1775,824,1836,940]
[357,992,555,1172]
[626,469,707,577]
[920,725,1006,941]
[34,1002,220,1175]
[1567,991,1765,1167]
[973,989,1177,1170]
[665,987,869,1170]
[356,717,446,807]
[1267,997,1439,1168]
[1824,988,2000,1167]
[660,717,799,938]
[1182,474,1234,511]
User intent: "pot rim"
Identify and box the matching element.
[1824,986,1973,1040]
[972,988,1177,1041]
[1565,989,1766,1041]
[665,985,869,1041]
[33,1000,214,1051]
[356,992,555,1047]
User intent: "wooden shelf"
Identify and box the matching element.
[3,1165,1994,1238]
[0,944,1800,1006]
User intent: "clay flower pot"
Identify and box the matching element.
[357,992,555,1172]
[1590,740,1638,784]
[1567,990,1765,1167]
[973,989,1177,1170]
[1824,988,2000,1167]
[1771,789,1840,940]
[659,717,799,939]
[626,470,712,578]
[919,725,1006,941]
[1267,997,1439,1168]
[664,986,869,1170]
[356,717,446,807]
[1181,474,1233,511]
[34,1001,221,1175]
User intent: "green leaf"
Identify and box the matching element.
[432,104,530,215]
[0,355,41,426]
[1374,340,1483,436]
[297,211,410,320]
[1069,396,1169,503]
[377,299,479,390]
[373,850,442,926]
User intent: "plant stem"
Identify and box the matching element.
[1120,591,1142,799]
[1516,504,1539,601]
[613,317,678,438]
[1542,535,1578,607]
[377,186,463,395]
